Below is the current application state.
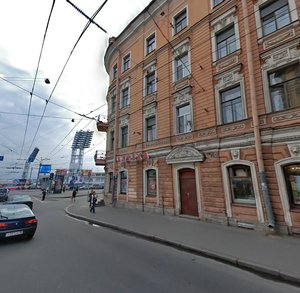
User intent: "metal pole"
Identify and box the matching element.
[241,0,275,228]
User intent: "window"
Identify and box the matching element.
[121,87,129,108]
[146,116,156,142]
[269,62,300,112]
[146,33,155,54]
[111,92,116,114]
[146,169,157,196]
[123,54,130,72]
[174,8,187,34]
[112,64,117,80]
[221,85,244,124]
[174,52,189,81]
[228,165,255,204]
[120,171,127,194]
[260,0,290,36]
[216,25,236,59]
[110,130,114,151]
[121,126,128,148]
[145,71,156,95]
[109,172,114,193]
[177,104,192,134]
[213,0,224,7]
[283,164,300,208]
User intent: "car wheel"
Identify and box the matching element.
[27,233,35,240]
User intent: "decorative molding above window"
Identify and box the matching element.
[211,7,236,31]
[166,146,204,164]
[214,65,242,90]
[143,103,156,119]
[288,144,300,157]
[173,89,192,107]
[119,115,129,127]
[231,148,240,160]
[261,40,300,71]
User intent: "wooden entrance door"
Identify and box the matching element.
[179,168,198,217]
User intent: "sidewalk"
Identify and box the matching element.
[65,196,300,286]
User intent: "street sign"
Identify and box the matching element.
[0,156,4,161]
[39,164,51,173]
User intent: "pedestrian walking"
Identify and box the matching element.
[72,188,77,202]
[90,193,97,213]
[88,189,95,207]
[42,189,46,201]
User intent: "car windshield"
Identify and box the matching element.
[0,204,34,220]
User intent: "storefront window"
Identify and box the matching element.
[146,169,157,196]
[284,164,300,207]
[228,165,255,204]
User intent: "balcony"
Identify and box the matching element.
[96,115,108,132]
[94,151,106,166]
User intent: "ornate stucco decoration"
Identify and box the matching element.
[166,146,204,164]
[231,149,240,160]
[288,144,300,157]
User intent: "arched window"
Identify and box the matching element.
[228,165,255,204]
[120,170,128,194]
[283,164,300,208]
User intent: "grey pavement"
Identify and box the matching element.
[64,195,300,286]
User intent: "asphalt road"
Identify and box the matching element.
[1,194,300,293]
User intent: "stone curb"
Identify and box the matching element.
[65,206,300,287]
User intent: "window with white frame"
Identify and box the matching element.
[119,170,127,194]
[268,62,300,112]
[110,130,114,151]
[109,172,114,193]
[173,8,187,34]
[120,125,128,148]
[260,0,291,36]
[216,25,237,59]
[110,89,116,114]
[211,7,240,62]
[146,169,157,196]
[145,116,156,142]
[121,87,129,108]
[177,103,192,134]
[220,85,244,124]
[228,165,255,204]
[174,51,189,81]
[146,33,156,54]
[145,71,156,96]
[112,64,117,80]
[283,164,300,208]
[123,54,130,72]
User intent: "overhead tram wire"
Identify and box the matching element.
[20,0,57,159]
[26,0,109,157]
[0,76,104,120]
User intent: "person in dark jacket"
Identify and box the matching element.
[90,193,97,213]
[42,189,46,201]
[72,188,77,202]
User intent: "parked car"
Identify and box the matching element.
[0,188,9,202]
[4,194,33,210]
[92,184,104,189]
[0,204,38,240]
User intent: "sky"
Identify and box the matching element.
[0,0,152,180]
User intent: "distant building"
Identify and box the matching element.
[97,0,300,235]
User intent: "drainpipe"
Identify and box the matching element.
[112,48,121,207]
[241,0,275,228]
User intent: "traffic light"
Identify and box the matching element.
[49,173,54,180]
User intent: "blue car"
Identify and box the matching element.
[0,204,38,240]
